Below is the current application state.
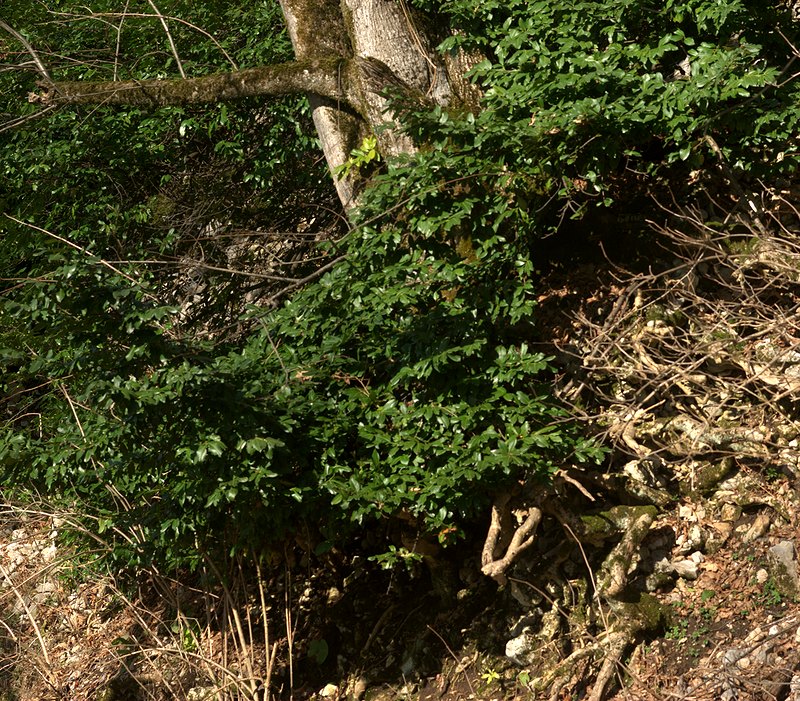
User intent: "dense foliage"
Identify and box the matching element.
[1,0,797,568]
[407,0,798,212]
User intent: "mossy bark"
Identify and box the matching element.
[35,58,351,107]
[29,0,479,210]
[277,0,364,208]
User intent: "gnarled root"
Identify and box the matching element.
[538,629,630,701]
[520,501,663,701]
[481,491,542,585]
[536,595,665,701]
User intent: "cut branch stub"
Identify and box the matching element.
[481,492,543,585]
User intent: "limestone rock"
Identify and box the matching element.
[768,540,800,599]
[505,630,536,666]
[672,559,699,580]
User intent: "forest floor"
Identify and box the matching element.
[2,468,800,701]
[3,190,799,700]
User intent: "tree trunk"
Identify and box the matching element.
[31,0,477,211]
[277,0,363,207]
[277,0,457,206]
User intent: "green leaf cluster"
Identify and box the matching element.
[16,0,796,568]
[409,0,798,209]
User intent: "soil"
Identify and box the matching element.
[2,473,800,701]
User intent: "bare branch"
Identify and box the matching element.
[2,213,158,303]
[113,1,131,82]
[31,57,355,108]
[0,18,52,82]
[0,104,57,134]
[51,8,239,71]
[145,0,185,78]
[547,181,800,485]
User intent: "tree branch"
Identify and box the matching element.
[30,57,354,108]
[0,18,53,83]
[145,0,186,79]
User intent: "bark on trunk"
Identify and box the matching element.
[276,0,461,206]
[277,0,363,208]
[340,0,454,159]
[29,0,476,211]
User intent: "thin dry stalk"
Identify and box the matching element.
[255,558,275,700]
[285,565,295,699]
[145,0,186,78]
[0,562,51,669]
[426,624,477,697]
[202,554,262,698]
[553,186,800,476]
[0,499,287,701]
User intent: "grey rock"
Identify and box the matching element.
[645,557,677,591]
[672,559,699,580]
[768,540,800,599]
[688,524,706,552]
[645,571,675,592]
[722,647,747,667]
[186,688,218,701]
[505,631,536,666]
[510,579,541,608]
[789,673,800,701]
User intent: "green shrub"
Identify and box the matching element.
[5,0,795,568]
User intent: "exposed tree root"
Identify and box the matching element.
[481,491,543,585]
[539,628,632,701]
[486,480,666,701]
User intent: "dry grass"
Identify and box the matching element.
[0,499,290,701]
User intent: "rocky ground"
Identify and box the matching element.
[2,465,800,701]
[3,186,798,701]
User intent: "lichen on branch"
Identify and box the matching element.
[30,57,355,108]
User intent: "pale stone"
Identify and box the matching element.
[741,512,771,543]
[319,683,339,698]
[723,648,747,666]
[505,631,536,666]
[41,544,58,563]
[768,540,800,598]
[186,687,218,701]
[789,674,800,701]
[672,559,699,580]
[719,503,741,522]
[689,525,706,551]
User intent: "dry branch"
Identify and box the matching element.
[0,19,53,82]
[552,184,800,478]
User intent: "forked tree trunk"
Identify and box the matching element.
[31,0,479,211]
[276,0,459,206]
